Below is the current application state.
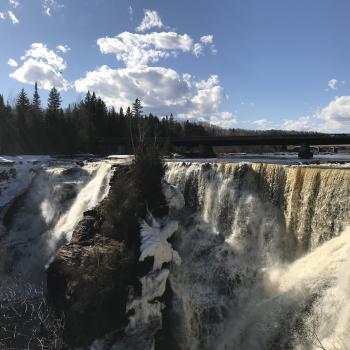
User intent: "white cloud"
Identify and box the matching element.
[317,96,350,130]
[282,116,313,131]
[9,43,69,91]
[8,11,19,24]
[136,9,163,32]
[184,84,237,128]
[21,43,66,70]
[56,44,71,53]
[10,59,69,91]
[195,75,219,89]
[7,58,18,67]
[75,66,236,127]
[0,12,6,20]
[327,79,338,91]
[97,31,193,67]
[76,22,233,128]
[75,65,191,112]
[42,0,64,16]
[9,0,20,8]
[200,35,213,45]
[193,34,216,56]
[252,119,271,128]
[193,43,203,57]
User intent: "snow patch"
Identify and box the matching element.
[0,156,51,208]
[126,269,170,335]
[139,216,181,270]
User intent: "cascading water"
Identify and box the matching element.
[0,160,114,284]
[165,161,350,350]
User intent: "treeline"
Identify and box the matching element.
[0,84,320,155]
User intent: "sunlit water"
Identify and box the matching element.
[165,161,350,350]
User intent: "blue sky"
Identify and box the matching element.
[1,0,350,131]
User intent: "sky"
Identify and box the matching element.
[1,0,350,132]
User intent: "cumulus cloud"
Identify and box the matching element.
[8,11,19,24]
[42,0,64,16]
[9,0,20,8]
[184,83,237,128]
[97,31,193,67]
[75,66,236,127]
[136,9,163,32]
[75,14,234,127]
[75,65,191,112]
[9,43,69,91]
[0,12,6,20]
[21,43,66,70]
[7,58,18,67]
[195,75,220,89]
[56,44,71,53]
[282,116,313,131]
[317,96,350,130]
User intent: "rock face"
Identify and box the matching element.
[47,153,173,349]
[47,212,137,348]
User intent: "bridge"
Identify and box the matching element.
[98,134,350,158]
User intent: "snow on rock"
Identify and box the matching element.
[0,156,50,208]
[162,180,185,210]
[126,269,170,335]
[139,216,181,270]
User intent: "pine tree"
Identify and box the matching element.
[16,89,30,113]
[32,82,41,111]
[0,95,5,111]
[125,106,132,119]
[47,87,62,113]
[132,98,143,118]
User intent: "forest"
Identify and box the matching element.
[0,84,318,155]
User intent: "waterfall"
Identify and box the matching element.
[0,160,113,283]
[165,161,350,350]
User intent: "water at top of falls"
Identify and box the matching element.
[166,152,350,169]
[164,161,350,350]
[0,159,117,283]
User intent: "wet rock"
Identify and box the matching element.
[61,167,88,178]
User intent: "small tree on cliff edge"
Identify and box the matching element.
[132,98,147,145]
[132,143,168,218]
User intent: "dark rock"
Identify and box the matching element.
[0,170,10,181]
[9,168,16,178]
[53,183,77,204]
[61,167,88,178]
[47,234,136,348]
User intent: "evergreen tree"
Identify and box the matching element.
[0,94,5,111]
[132,98,143,118]
[32,82,41,111]
[47,87,62,113]
[16,89,30,113]
[125,106,132,119]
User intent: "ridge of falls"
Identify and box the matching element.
[165,162,350,350]
[0,160,113,284]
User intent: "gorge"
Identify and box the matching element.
[0,157,349,350]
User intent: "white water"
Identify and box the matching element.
[0,160,113,283]
[165,162,350,350]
